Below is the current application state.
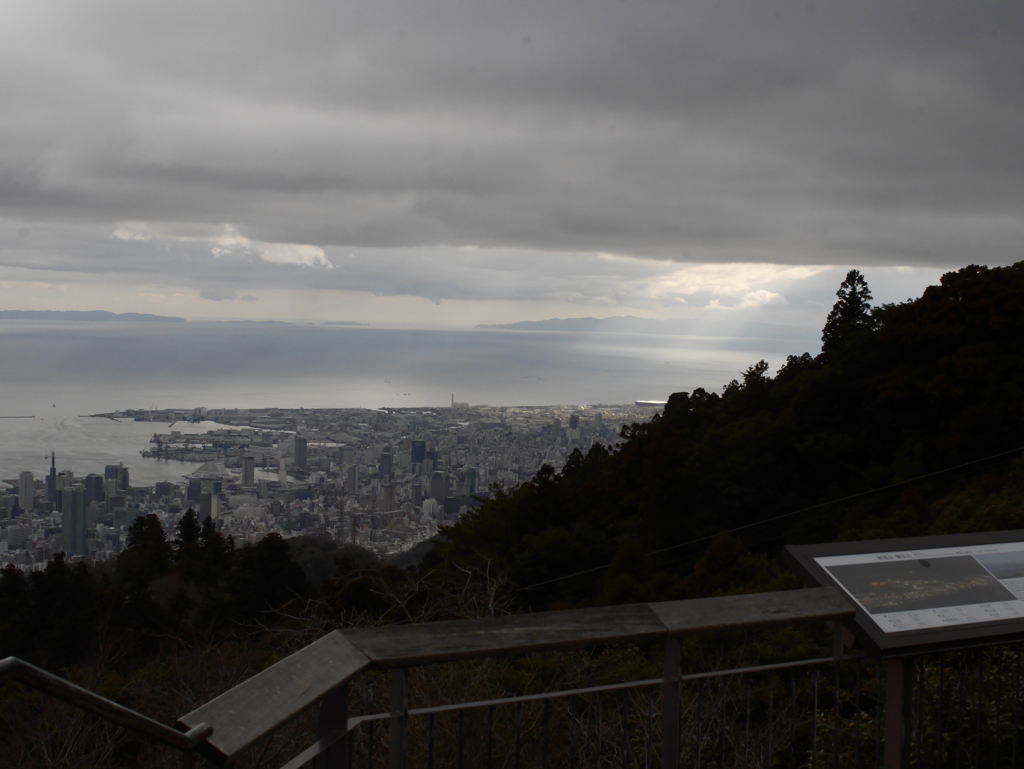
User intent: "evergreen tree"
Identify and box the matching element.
[821,269,874,354]
[174,508,203,580]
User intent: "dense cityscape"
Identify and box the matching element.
[0,402,662,571]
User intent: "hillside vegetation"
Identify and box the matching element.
[433,262,1024,608]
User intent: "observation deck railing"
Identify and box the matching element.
[8,587,1024,769]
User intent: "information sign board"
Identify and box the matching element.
[783,530,1024,654]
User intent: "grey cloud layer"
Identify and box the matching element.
[1,0,1022,299]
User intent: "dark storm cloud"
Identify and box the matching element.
[1,0,1023,304]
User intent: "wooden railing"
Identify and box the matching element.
[175,587,854,767]
[2,587,856,768]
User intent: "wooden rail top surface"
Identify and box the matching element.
[177,631,369,763]
[178,586,852,763]
[651,587,854,634]
[344,602,667,668]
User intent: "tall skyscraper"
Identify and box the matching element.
[429,470,447,502]
[104,464,128,491]
[379,446,393,481]
[411,440,426,465]
[61,485,86,556]
[378,483,396,513]
[294,437,308,469]
[242,456,255,487]
[83,473,104,505]
[46,453,57,503]
[18,471,34,512]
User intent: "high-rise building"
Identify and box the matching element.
[294,437,308,469]
[378,483,396,513]
[18,471,34,513]
[429,470,447,502]
[46,453,57,503]
[61,485,86,556]
[569,414,580,430]
[200,492,219,520]
[83,473,104,506]
[242,456,255,487]
[347,464,359,494]
[379,446,393,481]
[411,440,426,465]
[104,464,128,491]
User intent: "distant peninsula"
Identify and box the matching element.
[476,315,812,340]
[0,310,186,323]
[320,320,367,326]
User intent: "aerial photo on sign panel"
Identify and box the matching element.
[825,556,1016,615]
[975,549,1024,581]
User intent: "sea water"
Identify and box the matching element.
[0,321,813,480]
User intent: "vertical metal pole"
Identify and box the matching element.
[698,679,705,769]
[884,658,912,769]
[487,705,495,769]
[388,668,408,769]
[744,677,751,769]
[647,692,654,769]
[1014,646,1021,769]
[458,709,465,769]
[854,659,861,769]
[428,712,435,769]
[317,684,349,769]
[996,650,1004,769]
[661,637,682,769]
[936,656,945,769]
[515,701,522,769]
[915,659,924,769]
[975,657,983,769]
[812,671,819,769]
[542,699,551,769]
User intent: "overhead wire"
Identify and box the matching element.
[520,442,1024,594]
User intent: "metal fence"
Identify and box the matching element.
[10,587,1024,769]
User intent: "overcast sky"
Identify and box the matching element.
[1,0,1021,329]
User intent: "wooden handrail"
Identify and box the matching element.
[0,657,212,751]
[176,631,369,764]
[176,586,853,765]
[344,602,666,668]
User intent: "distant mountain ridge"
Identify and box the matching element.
[476,315,812,340]
[0,310,186,322]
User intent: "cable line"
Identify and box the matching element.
[520,442,1024,592]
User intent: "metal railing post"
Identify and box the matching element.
[661,637,682,769]
[884,657,913,769]
[388,668,409,769]
[316,684,349,769]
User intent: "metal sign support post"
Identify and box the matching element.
[883,657,912,769]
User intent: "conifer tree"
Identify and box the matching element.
[821,269,874,354]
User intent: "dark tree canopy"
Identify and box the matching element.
[821,269,874,354]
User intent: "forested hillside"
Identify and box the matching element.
[433,262,1024,608]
